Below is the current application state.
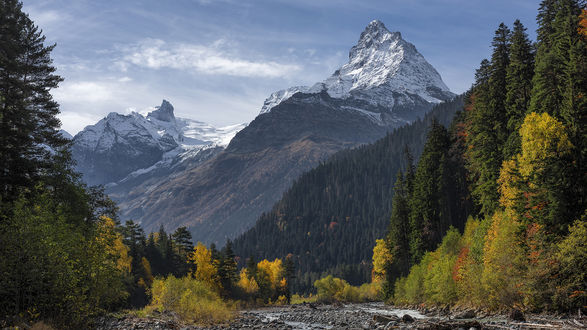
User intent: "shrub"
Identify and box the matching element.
[148,275,233,324]
[314,275,348,302]
[481,210,526,309]
[454,217,490,306]
[423,228,461,304]
[313,275,381,303]
[552,218,587,310]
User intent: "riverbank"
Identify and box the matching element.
[96,302,586,329]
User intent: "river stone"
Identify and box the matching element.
[373,314,399,324]
[509,308,525,321]
[455,309,477,319]
[401,314,415,322]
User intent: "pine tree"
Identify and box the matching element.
[504,20,535,158]
[0,0,66,199]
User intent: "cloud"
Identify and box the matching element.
[53,81,116,103]
[121,39,301,78]
[58,111,102,136]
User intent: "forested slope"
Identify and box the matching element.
[233,96,464,292]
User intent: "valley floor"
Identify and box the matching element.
[96,302,586,329]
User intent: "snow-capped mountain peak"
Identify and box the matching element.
[147,99,176,123]
[71,100,247,186]
[260,19,453,115]
[74,100,245,152]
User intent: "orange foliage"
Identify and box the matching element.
[452,246,469,282]
[579,9,587,39]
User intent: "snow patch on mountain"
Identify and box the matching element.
[74,100,246,152]
[260,20,453,115]
[72,100,246,185]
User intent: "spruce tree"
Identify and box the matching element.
[504,20,535,158]
[558,0,586,225]
[219,240,238,298]
[466,55,503,216]
[409,120,451,263]
[0,0,66,199]
[386,172,412,280]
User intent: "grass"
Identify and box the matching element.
[291,293,319,304]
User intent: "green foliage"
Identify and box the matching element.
[393,229,462,305]
[552,217,587,310]
[386,170,412,281]
[148,275,233,325]
[454,217,491,306]
[0,191,128,328]
[0,0,66,199]
[393,255,430,305]
[409,120,453,263]
[481,210,526,309]
[504,20,535,158]
[233,97,464,293]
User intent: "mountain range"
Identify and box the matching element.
[69,20,454,244]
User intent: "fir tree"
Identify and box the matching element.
[409,120,451,263]
[386,172,412,280]
[0,0,66,199]
[504,20,535,158]
[219,240,238,298]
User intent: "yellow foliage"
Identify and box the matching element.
[371,238,393,283]
[313,275,380,302]
[236,269,259,295]
[498,159,523,209]
[257,258,285,290]
[140,257,154,288]
[148,275,233,324]
[517,112,572,177]
[96,216,132,274]
[290,293,318,304]
[482,211,526,309]
[188,242,219,291]
[274,295,288,305]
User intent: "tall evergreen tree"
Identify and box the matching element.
[466,56,503,216]
[386,171,412,281]
[531,0,586,221]
[219,240,238,298]
[558,0,586,226]
[529,0,580,117]
[504,20,535,158]
[0,0,66,199]
[409,120,451,263]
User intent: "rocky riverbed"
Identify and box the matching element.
[96,302,586,329]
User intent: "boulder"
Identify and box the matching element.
[454,309,477,319]
[509,308,525,321]
[401,314,415,322]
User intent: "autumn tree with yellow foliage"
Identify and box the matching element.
[189,242,221,292]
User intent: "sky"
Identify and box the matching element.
[23,0,541,135]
